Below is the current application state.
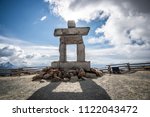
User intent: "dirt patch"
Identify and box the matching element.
[0,71,150,100]
[0,75,49,99]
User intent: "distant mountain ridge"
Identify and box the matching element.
[0,62,16,69]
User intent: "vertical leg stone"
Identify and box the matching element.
[59,44,66,62]
[77,44,85,62]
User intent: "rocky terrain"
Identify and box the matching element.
[32,67,103,82]
[0,71,150,100]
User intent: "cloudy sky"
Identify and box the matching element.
[0,0,150,67]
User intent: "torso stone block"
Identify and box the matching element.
[60,35,83,44]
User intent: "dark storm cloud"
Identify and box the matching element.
[69,0,150,13]
[0,46,15,57]
[26,54,34,59]
[126,0,150,13]
[131,39,145,46]
[0,46,23,58]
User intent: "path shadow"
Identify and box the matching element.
[28,79,111,100]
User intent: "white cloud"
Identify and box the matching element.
[85,44,150,65]
[44,0,108,22]
[87,37,108,44]
[44,0,150,65]
[1,0,150,67]
[0,34,149,67]
[0,45,23,57]
[0,45,26,66]
[40,16,47,21]
[0,35,58,67]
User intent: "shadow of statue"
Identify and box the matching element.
[28,78,111,100]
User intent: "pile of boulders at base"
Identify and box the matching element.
[32,67,103,82]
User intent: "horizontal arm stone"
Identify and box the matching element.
[54,27,90,36]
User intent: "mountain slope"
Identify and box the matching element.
[0,62,16,69]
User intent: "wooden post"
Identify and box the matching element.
[127,63,131,71]
[108,65,111,74]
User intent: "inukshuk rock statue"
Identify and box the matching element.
[51,20,91,71]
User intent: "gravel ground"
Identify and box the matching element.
[0,71,150,100]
